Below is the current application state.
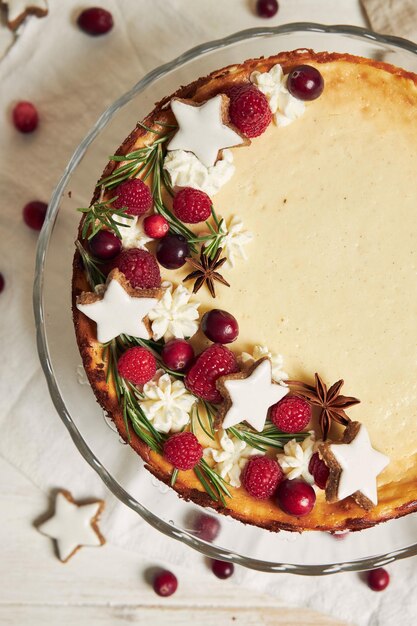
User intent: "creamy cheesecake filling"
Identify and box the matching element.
[160,62,417,486]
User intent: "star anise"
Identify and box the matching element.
[183,247,230,298]
[287,373,360,440]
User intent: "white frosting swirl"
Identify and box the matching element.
[114,215,153,250]
[220,215,253,270]
[250,64,306,127]
[140,370,196,433]
[148,283,200,342]
[239,344,288,385]
[203,429,259,488]
[277,434,316,483]
[163,148,235,196]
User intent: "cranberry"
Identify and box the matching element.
[77,7,113,36]
[156,234,189,269]
[256,0,279,18]
[287,65,324,101]
[211,559,234,579]
[367,568,390,591]
[0,273,4,293]
[193,513,220,542]
[153,570,178,597]
[13,101,38,133]
[89,230,121,260]
[161,339,194,372]
[23,201,48,231]
[276,479,316,516]
[201,309,239,344]
[308,452,329,489]
[144,214,169,239]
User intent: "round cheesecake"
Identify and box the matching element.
[73,50,417,532]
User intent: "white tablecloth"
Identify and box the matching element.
[1,2,416,625]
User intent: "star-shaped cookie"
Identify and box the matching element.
[217,357,289,432]
[319,421,389,510]
[76,269,161,343]
[167,95,247,168]
[37,490,105,562]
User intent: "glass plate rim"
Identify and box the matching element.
[33,22,417,575]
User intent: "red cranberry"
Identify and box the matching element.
[193,513,220,542]
[13,101,38,133]
[89,230,122,260]
[153,570,178,597]
[23,201,48,231]
[211,559,234,579]
[308,452,329,489]
[287,65,324,101]
[201,309,239,344]
[77,7,113,36]
[256,0,279,18]
[0,273,4,293]
[161,339,194,372]
[156,234,189,269]
[276,479,316,516]
[144,214,169,239]
[367,568,390,591]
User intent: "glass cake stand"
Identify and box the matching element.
[34,23,417,575]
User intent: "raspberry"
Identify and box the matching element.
[242,456,283,500]
[229,85,272,138]
[117,249,161,289]
[13,101,39,133]
[172,188,212,224]
[163,432,203,470]
[308,452,329,490]
[112,179,153,216]
[117,347,156,385]
[185,344,238,403]
[270,395,311,433]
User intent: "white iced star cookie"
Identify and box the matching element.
[76,269,161,343]
[37,490,105,562]
[2,0,48,30]
[218,357,289,432]
[167,95,248,168]
[320,422,389,510]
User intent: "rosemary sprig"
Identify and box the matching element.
[228,423,309,452]
[189,207,227,261]
[195,459,231,506]
[78,194,133,240]
[75,240,106,288]
[191,401,216,440]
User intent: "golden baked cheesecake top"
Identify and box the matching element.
[72,50,417,532]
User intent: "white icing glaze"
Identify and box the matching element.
[203,429,259,488]
[250,64,306,127]
[115,215,153,250]
[148,282,199,342]
[239,344,288,385]
[167,96,245,168]
[76,278,159,343]
[277,434,315,483]
[163,148,235,196]
[37,492,102,561]
[140,369,196,433]
[329,424,389,505]
[222,359,289,432]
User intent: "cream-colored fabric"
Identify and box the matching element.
[362,0,417,41]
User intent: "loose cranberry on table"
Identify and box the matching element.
[201,309,239,344]
[193,513,220,542]
[287,65,324,101]
[153,569,178,597]
[276,479,316,516]
[366,567,390,591]
[143,214,169,239]
[117,248,161,289]
[77,7,113,36]
[270,395,311,433]
[156,233,190,269]
[117,346,157,386]
[243,456,283,500]
[211,559,234,580]
[0,273,4,294]
[161,339,194,372]
[308,452,329,490]
[89,229,121,260]
[163,431,203,470]
[23,201,48,231]
[256,0,279,18]
[228,85,272,138]
[12,101,38,133]
[112,179,153,216]
[172,188,212,224]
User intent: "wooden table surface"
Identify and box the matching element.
[0,456,347,625]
